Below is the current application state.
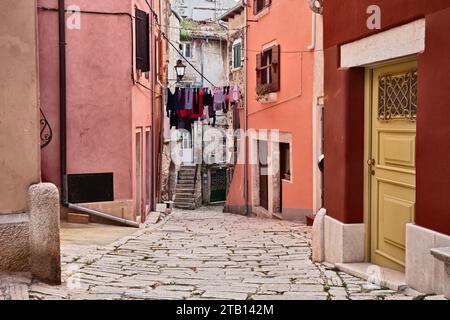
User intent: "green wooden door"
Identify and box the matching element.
[210,169,227,203]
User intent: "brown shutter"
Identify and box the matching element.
[271,46,280,92]
[256,53,262,86]
[136,9,150,72]
[271,44,280,64]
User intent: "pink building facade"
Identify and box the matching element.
[38,0,158,223]
[226,0,320,222]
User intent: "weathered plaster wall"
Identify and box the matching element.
[168,8,181,86]
[183,38,228,87]
[0,0,41,214]
[223,7,247,214]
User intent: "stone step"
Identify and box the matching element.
[177,182,195,187]
[175,192,194,197]
[179,168,196,172]
[178,175,196,180]
[175,192,194,196]
[174,199,195,204]
[176,187,195,191]
[175,203,195,207]
[174,201,195,207]
[175,196,194,203]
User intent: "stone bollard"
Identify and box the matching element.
[312,208,327,262]
[28,183,61,285]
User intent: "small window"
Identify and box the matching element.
[253,0,271,15]
[280,143,291,181]
[256,45,280,92]
[182,42,193,58]
[232,39,243,69]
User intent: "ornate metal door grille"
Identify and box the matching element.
[40,108,53,149]
[378,69,417,121]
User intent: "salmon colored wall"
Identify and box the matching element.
[323,1,450,234]
[39,0,154,219]
[226,109,246,212]
[242,0,315,219]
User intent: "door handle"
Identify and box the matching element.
[367,158,375,175]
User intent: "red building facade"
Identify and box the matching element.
[316,0,450,295]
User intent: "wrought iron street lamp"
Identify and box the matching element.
[175,59,186,82]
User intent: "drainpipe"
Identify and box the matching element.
[68,204,139,228]
[59,0,68,206]
[57,0,139,227]
[201,41,205,87]
[307,12,317,50]
[244,4,249,216]
[151,0,157,216]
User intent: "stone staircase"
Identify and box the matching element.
[174,165,197,210]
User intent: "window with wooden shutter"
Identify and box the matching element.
[256,53,262,86]
[270,45,280,92]
[253,0,271,15]
[136,8,150,72]
[256,45,280,93]
[232,39,242,69]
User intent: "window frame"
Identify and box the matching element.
[256,44,280,93]
[280,142,291,181]
[232,39,243,70]
[253,0,271,15]
[182,42,194,59]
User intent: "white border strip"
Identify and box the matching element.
[341,19,425,68]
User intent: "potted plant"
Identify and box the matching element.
[255,84,273,102]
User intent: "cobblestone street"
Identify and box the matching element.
[1,207,442,300]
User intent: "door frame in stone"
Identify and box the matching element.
[250,130,292,219]
[363,57,418,264]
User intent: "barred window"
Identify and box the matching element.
[378,70,418,121]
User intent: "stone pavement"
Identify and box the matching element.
[1,207,446,300]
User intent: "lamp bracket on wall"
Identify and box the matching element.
[308,0,324,15]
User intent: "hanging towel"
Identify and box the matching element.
[175,87,185,111]
[166,87,177,117]
[213,87,226,111]
[232,85,240,102]
[185,88,193,110]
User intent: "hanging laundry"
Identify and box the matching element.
[202,88,213,108]
[213,87,226,112]
[166,87,177,117]
[175,87,185,111]
[223,86,230,113]
[185,88,193,110]
[232,85,240,102]
[191,88,204,119]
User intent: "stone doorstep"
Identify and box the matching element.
[431,247,450,264]
[430,247,450,299]
[335,262,408,292]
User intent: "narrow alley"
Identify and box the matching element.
[0,207,430,300]
[2,0,450,307]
